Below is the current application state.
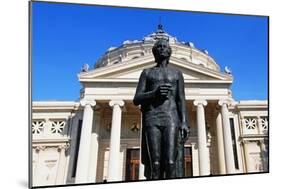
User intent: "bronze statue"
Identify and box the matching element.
[133,39,190,180]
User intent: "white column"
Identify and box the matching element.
[138,111,145,180]
[138,162,145,180]
[88,112,100,182]
[193,100,210,176]
[75,100,96,183]
[107,100,124,182]
[218,100,236,174]
[216,112,226,174]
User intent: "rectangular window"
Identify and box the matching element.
[72,119,83,178]
[229,118,239,169]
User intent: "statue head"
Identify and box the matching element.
[152,39,172,63]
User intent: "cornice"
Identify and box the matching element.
[236,101,268,110]
[79,78,233,84]
[78,56,232,84]
[32,101,80,110]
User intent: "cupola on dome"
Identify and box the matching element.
[94,24,220,71]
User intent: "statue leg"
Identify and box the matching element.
[146,126,162,179]
[163,126,179,179]
[175,137,185,177]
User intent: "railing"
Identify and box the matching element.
[241,116,268,136]
[32,119,68,139]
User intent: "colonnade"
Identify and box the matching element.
[75,99,236,183]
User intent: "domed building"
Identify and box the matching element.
[31,25,268,187]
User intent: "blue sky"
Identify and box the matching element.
[32,2,268,101]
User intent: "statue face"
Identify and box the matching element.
[152,40,172,61]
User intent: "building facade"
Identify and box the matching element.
[31,26,268,187]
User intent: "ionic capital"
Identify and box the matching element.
[218,100,231,107]
[80,99,96,107]
[193,99,207,106]
[109,100,124,107]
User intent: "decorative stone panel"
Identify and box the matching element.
[32,120,45,135]
[259,117,268,134]
[50,120,66,134]
[242,117,259,135]
[32,119,69,139]
[100,115,141,139]
[122,117,141,139]
[244,118,257,130]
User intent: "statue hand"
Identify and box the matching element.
[155,84,172,98]
[180,124,190,144]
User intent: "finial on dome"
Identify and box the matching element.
[157,24,163,31]
[143,21,177,43]
[157,17,164,33]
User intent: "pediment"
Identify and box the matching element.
[79,56,233,83]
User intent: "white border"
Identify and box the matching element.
[0,0,279,189]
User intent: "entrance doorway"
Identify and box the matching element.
[125,147,193,180]
[184,147,193,177]
[125,148,140,181]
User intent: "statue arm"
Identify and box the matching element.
[133,69,155,106]
[177,72,190,141]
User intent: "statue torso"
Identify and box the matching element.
[143,66,180,127]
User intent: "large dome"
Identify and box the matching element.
[94,25,220,71]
